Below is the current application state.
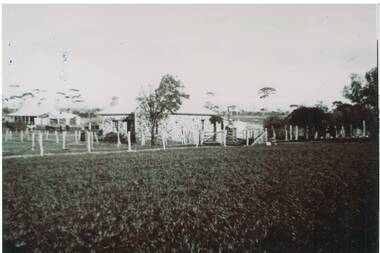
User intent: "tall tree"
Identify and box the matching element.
[258,87,276,99]
[343,67,378,111]
[137,74,189,145]
[258,87,276,113]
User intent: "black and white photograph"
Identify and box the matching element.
[2,3,379,252]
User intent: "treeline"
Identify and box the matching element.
[264,67,378,141]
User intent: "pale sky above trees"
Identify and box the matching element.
[2,4,377,112]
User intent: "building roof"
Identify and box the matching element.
[7,100,78,119]
[98,103,136,116]
[7,101,49,117]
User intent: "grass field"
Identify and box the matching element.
[3,143,378,252]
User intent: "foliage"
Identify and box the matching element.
[4,121,27,131]
[315,100,329,113]
[204,101,220,113]
[101,132,129,144]
[258,87,276,99]
[209,115,223,125]
[72,108,101,118]
[287,107,327,129]
[136,74,189,145]
[3,144,377,252]
[343,67,378,111]
[332,103,371,127]
[2,107,15,114]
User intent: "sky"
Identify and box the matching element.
[2,4,377,112]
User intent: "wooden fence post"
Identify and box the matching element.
[74,130,77,143]
[20,130,24,143]
[246,129,249,146]
[128,131,132,151]
[31,131,35,151]
[295,125,299,141]
[264,128,268,143]
[86,131,91,153]
[223,130,227,147]
[38,131,44,156]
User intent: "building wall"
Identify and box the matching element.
[135,113,224,143]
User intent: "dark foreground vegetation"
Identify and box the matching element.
[3,143,378,252]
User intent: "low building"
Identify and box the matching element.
[4,102,81,127]
[98,103,136,142]
[135,102,226,144]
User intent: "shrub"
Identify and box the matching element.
[101,132,129,144]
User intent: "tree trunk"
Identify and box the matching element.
[213,122,216,141]
[151,125,155,146]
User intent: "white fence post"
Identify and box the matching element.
[272,126,276,141]
[55,130,59,144]
[117,131,121,148]
[62,131,66,149]
[264,128,268,143]
[74,130,78,143]
[38,131,44,156]
[20,130,24,143]
[9,130,13,140]
[90,131,94,149]
[31,131,35,151]
[289,125,293,141]
[25,128,30,141]
[94,131,99,144]
[86,131,91,153]
[350,124,353,137]
[128,131,132,151]
[285,125,288,141]
[362,120,366,137]
[5,129,8,143]
[246,129,249,146]
[223,130,227,147]
[141,128,146,146]
[162,134,166,150]
[295,125,299,141]
[45,130,49,140]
